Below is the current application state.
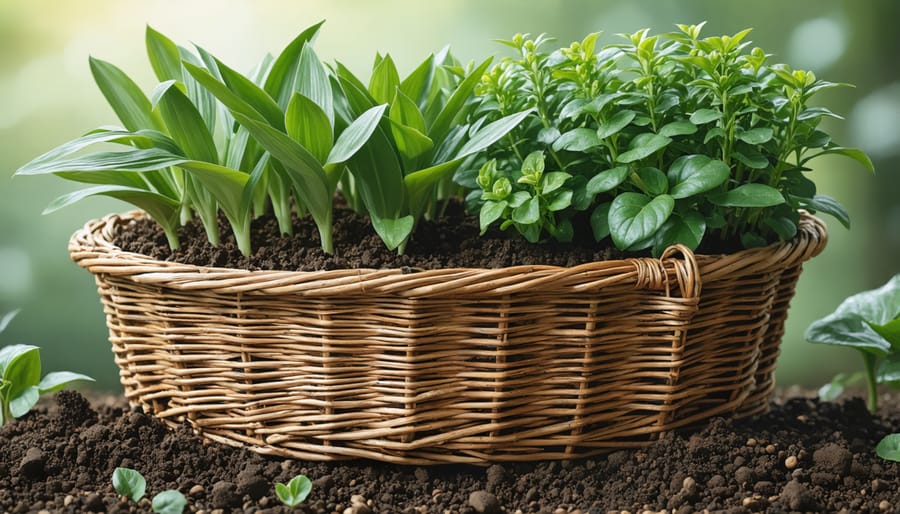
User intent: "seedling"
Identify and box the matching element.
[876,434,900,462]
[275,474,312,508]
[0,310,94,426]
[113,467,187,514]
[805,274,900,413]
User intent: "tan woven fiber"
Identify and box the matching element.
[69,212,827,465]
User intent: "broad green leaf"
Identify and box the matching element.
[710,184,785,207]
[552,128,600,152]
[0,309,19,334]
[480,200,507,234]
[152,81,218,163]
[637,167,668,196]
[89,57,163,131]
[732,147,770,169]
[879,353,900,382]
[146,26,183,82]
[608,192,675,249]
[399,55,435,106]
[596,110,636,139]
[113,468,146,502]
[286,92,333,164]
[171,161,248,222]
[869,318,900,349]
[805,275,900,354]
[9,386,39,418]
[454,109,533,159]
[428,58,492,144]
[2,345,41,405]
[239,153,271,218]
[586,166,629,195]
[765,214,798,241]
[152,491,187,514]
[264,21,325,109]
[689,108,722,124]
[327,104,389,166]
[653,211,706,255]
[736,127,774,145]
[818,375,847,402]
[658,120,698,137]
[335,63,379,116]
[616,133,672,164]
[876,434,900,462]
[512,196,540,225]
[371,215,414,252]
[296,44,334,128]
[38,371,95,394]
[369,54,401,105]
[560,98,589,120]
[667,155,730,199]
[590,202,612,241]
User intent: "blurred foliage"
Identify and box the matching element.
[1,0,897,389]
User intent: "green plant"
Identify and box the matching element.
[275,474,312,508]
[806,274,900,413]
[112,467,187,514]
[16,22,526,255]
[466,24,873,253]
[0,310,94,426]
[876,434,900,462]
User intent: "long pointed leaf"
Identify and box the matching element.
[369,54,400,105]
[176,161,248,221]
[400,54,435,107]
[346,127,405,219]
[297,44,334,128]
[454,109,533,159]
[146,26,183,82]
[427,58,492,143]
[38,371,94,394]
[327,104,388,165]
[286,92,332,163]
[264,21,325,109]
[44,185,180,225]
[152,81,218,163]
[213,56,285,130]
[184,61,271,127]
[89,57,163,132]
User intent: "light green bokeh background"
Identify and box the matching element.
[1,0,897,390]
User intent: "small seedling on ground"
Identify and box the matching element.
[0,310,94,426]
[113,467,187,514]
[275,474,312,508]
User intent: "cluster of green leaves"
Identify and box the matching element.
[275,474,312,508]
[805,275,900,462]
[113,467,187,514]
[466,24,873,254]
[0,310,94,426]
[16,22,525,255]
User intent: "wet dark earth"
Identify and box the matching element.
[1,389,897,514]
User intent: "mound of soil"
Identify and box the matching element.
[115,203,628,271]
[1,389,897,514]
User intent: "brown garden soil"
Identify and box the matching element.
[0,389,898,514]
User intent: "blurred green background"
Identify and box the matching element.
[1,0,897,390]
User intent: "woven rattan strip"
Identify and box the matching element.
[70,212,827,464]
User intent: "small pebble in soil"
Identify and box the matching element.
[469,490,501,514]
[17,448,45,480]
[785,455,798,469]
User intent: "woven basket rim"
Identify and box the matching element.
[68,210,827,295]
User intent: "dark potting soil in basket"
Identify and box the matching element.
[1,390,898,513]
[114,202,630,271]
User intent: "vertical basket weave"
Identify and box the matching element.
[69,212,827,465]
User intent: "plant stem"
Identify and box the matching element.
[862,352,879,413]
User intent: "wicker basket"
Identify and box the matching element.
[69,211,827,465]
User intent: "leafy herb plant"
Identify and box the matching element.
[16,22,525,255]
[113,467,188,514]
[275,474,313,508]
[467,24,873,254]
[0,310,94,426]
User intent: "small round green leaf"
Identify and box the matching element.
[590,202,612,241]
[480,201,508,234]
[667,155,730,199]
[616,133,672,164]
[586,166,629,195]
[608,193,675,249]
[152,490,187,514]
[552,128,600,152]
[512,196,540,225]
[596,110,636,139]
[658,120,698,137]
[690,108,722,124]
[876,434,900,462]
[637,167,668,196]
[736,127,774,145]
[112,467,147,502]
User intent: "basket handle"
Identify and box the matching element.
[630,244,702,300]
